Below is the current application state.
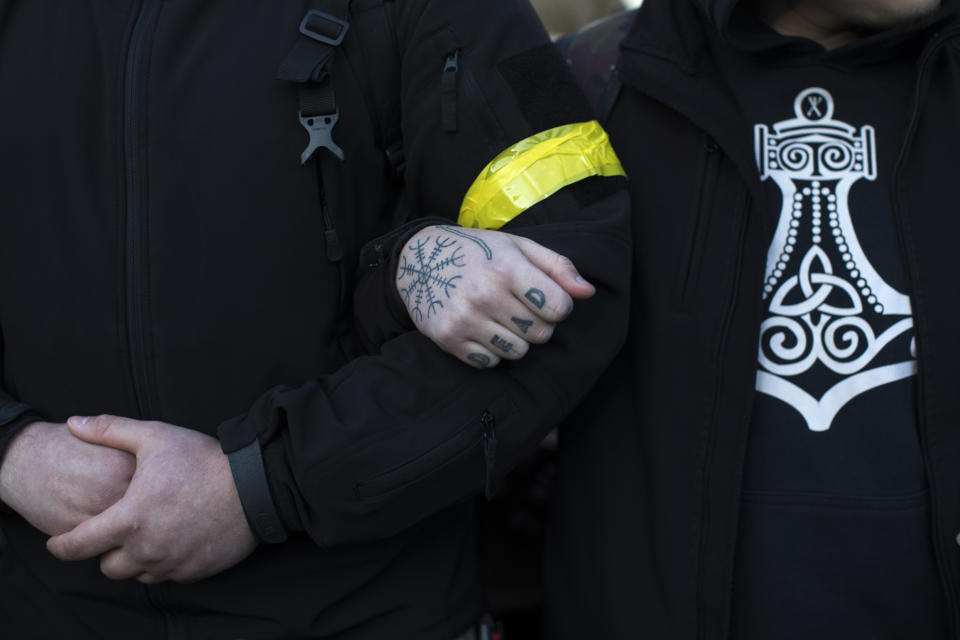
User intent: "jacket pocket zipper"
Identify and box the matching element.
[481,409,498,499]
[676,137,721,307]
[356,403,508,500]
[441,49,460,132]
[435,29,503,145]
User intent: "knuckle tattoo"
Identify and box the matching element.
[524,288,546,310]
[467,353,492,367]
[490,334,514,353]
[511,316,534,335]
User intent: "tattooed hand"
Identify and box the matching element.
[396,225,595,368]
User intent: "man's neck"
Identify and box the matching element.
[752,1,862,48]
[751,0,941,50]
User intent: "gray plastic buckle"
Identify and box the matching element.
[299,10,349,46]
[299,109,345,163]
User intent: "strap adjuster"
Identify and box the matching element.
[299,10,349,46]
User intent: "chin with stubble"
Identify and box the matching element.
[752,0,942,48]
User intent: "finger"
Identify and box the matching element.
[99,548,144,581]
[507,315,555,345]
[66,414,158,454]
[515,281,574,324]
[484,326,530,361]
[456,342,501,369]
[137,573,164,585]
[489,299,556,345]
[513,236,595,299]
[46,502,129,561]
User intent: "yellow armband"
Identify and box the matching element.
[458,120,626,230]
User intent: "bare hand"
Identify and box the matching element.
[46,415,257,584]
[0,421,135,536]
[396,225,595,368]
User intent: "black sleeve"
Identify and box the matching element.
[217,0,631,547]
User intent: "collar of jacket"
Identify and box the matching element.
[617,0,767,219]
[617,0,960,227]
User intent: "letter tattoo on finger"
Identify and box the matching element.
[468,353,492,367]
[525,288,546,309]
[511,317,534,334]
[490,334,514,353]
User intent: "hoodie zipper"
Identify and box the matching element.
[122,0,161,420]
[891,25,960,640]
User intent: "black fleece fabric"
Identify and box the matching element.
[0,1,630,638]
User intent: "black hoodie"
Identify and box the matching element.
[703,3,950,638]
[547,1,960,638]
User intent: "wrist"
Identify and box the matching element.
[0,421,46,504]
[226,439,286,544]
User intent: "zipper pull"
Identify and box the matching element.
[325,229,343,262]
[441,50,460,133]
[316,172,343,262]
[481,409,498,499]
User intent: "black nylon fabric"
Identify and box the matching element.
[0,1,630,637]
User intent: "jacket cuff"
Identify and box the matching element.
[353,216,450,352]
[226,439,287,544]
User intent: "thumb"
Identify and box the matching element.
[66,415,154,454]
[513,236,596,300]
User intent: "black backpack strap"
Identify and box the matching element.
[556,9,637,124]
[277,4,352,164]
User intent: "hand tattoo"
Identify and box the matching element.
[468,353,492,367]
[511,317,534,335]
[398,235,465,322]
[438,225,493,261]
[490,334,514,353]
[525,288,546,309]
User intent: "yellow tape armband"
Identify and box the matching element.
[458,120,626,230]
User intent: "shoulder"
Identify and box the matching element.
[556,9,637,113]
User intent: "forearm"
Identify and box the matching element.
[221,0,631,548]
[220,188,630,547]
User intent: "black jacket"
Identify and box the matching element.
[0,1,630,638]
[547,1,960,638]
